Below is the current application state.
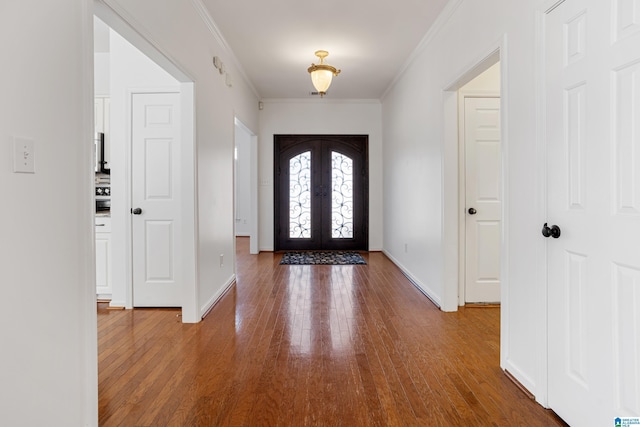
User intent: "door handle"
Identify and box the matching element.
[468,207,477,215]
[542,223,561,238]
[131,208,142,215]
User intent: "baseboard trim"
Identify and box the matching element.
[200,275,236,319]
[382,250,443,309]
[504,369,535,400]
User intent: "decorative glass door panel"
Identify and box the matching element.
[331,151,353,239]
[275,135,368,251]
[289,151,312,238]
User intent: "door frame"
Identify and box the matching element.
[442,39,513,381]
[458,92,501,304]
[273,134,369,251]
[94,2,199,323]
[531,0,565,408]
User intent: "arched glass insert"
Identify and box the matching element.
[331,151,353,238]
[289,151,311,238]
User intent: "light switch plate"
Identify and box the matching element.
[13,137,35,173]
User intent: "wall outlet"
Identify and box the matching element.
[220,254,224,267]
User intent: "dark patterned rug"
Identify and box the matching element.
[279,251,367,265]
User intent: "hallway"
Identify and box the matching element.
[98,238,565,426]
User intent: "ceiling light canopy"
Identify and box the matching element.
[307,50,341,97]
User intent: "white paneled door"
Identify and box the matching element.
[464,97,502,303]
[545,0,640,425]
[132,92,182,307]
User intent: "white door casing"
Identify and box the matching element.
[464,97,502,303]
[132,92,182,307]
[545,0,640,425]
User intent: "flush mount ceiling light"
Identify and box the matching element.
[307,50,341,97]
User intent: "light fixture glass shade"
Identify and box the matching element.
[307,50,340,96]
[310,69,334,93]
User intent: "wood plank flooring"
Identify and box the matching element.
[98,237,567,426]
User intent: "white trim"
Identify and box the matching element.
[504,358,538,396]
[382,0,465,100]
[200,275,236,318]
[108,298,127,307]
[457,94,466,307]
[249,132,259,255]
[83,1,99,425]
[261,98,381,105]
[442,90,460,312]
[545,0,566,14]
[180,83,199,323]
[444,46,501,92]
[531,0,560,408]
[498,40,511,377]
[383,250,444,309]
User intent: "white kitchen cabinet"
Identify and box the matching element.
[95,216,112,299]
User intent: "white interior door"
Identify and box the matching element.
[545,0,640,425]
[132,92,182,307]
[464,97,502,303]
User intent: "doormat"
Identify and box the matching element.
[279,251,367,265]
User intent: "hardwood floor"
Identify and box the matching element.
[98,237,566,426]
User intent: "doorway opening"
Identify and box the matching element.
[93,2,198,321]
[234,117,259,255]
[457,62,502,304]
[442,46,507,368]
[274,135,369,251]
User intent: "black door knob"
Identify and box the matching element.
[542,223,561,238]
[131,208,142,215]
[468,207,477,215]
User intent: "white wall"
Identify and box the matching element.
[460,61,500,92]
[94,17,110,96]
[258,99,384,251]
[235,122,252,236]
[1,0,259,423]
[0,1,97,425]
[382,0,547,403]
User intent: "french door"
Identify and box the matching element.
[274,135,368,251]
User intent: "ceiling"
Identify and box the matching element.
[200,0,451,100]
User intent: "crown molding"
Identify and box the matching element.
[190,0,260,99]
[261,98,381,105]
[382,0,465,101]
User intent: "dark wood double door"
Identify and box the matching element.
[275,135,368,251]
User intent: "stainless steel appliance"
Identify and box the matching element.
[95,184,111,212]
[94,132,108,173]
